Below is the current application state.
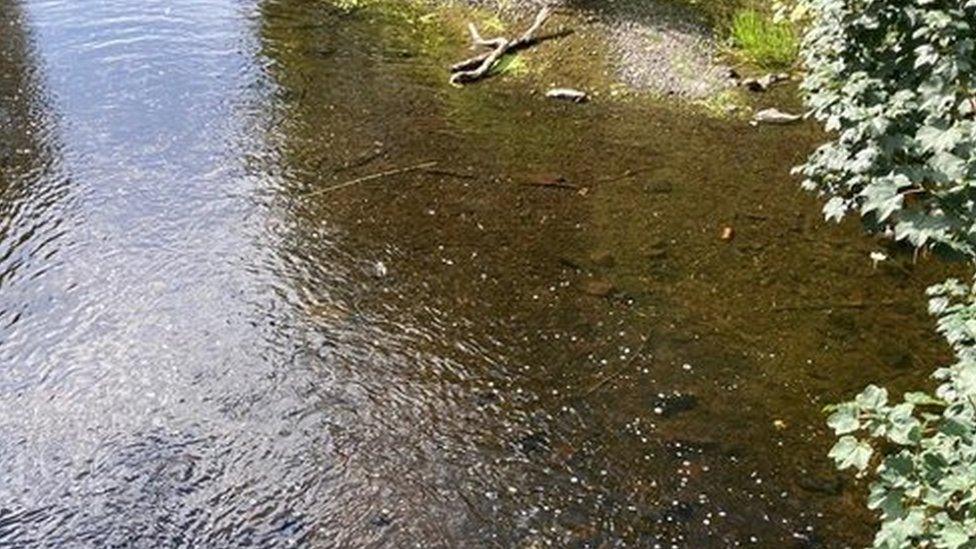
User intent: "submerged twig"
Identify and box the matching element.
[331,148,385,175]
[772,300,901,312]
[583,340,649,397]
[449,6,553,85]
[597,167,654,183]
[303,161,438,197]
[521,178,579,190]
[423,168,477,180]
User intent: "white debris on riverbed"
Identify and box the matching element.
[546,88,588,103]
[750,108,803,126]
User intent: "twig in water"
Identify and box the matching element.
[521,177,579,190]
[772,299,900,312]
[423,168,477,180]
[597,167,654,183]
[583,340,650,397]
[332,148,385,175]
[303,161,438,197]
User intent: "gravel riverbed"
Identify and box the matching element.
[452,0,733,98]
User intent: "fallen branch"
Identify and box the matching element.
[303,161,438,197]
[450,38,510,85]
[449,6,553,85]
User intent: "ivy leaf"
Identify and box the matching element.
[827,405,861,434]
[856,385,889,410]
[917,125,967,156]
[929,152,967,181]
[824,196,849,222]
[830,435,874,471]
[860,179,904,222]
[935,520,971,548]
[874,509,926,547]
[903,392,945,406]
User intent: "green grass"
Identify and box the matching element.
[730,9,798,69]
[488,53,528,77]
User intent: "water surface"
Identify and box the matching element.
[0,0,956,546]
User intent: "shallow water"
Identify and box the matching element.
[0,0,958,546]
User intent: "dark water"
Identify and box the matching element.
[0,0,957,546]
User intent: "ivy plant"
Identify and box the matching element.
[795,0,976,546]
[825,281,976,548]
[796,0,976,254]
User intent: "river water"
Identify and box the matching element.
[0,0,957,546]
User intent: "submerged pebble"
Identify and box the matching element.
[651,392,699,418]
[582,278,616,297]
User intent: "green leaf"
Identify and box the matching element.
[935,520,971,548]
[830,435,874,471]
[827,405,862,434]
[856,385,889,410]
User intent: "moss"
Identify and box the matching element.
[695,88,750,118]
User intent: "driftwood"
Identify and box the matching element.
[450,6,553,85]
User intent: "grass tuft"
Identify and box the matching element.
[489,53,527,77]
[730,9,798,69]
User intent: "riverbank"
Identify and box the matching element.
[454,0,738,100]
[325,0,801,116]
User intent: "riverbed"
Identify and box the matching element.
[0,0,956,546]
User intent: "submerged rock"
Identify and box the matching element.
[651,392,698,418]
[797,474,844,496]
[751,108,803,125]
[516,431,550,457]
[644,180,673,194]
[546,88,588,103]
[370,508,394,527]
[741,72,790,92]
[589,250,615,268]
[647,248,667,261]
[582,278,616,297]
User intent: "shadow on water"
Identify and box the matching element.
[0,0,71,345]
[0,0,962,547]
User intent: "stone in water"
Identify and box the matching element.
[546,88,588,103]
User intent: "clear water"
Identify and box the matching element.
[0,0,957,546]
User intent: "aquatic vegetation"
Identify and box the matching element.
[798,0,976,545]
[729,8,798,69]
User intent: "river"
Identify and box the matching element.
[0,0,956,546]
